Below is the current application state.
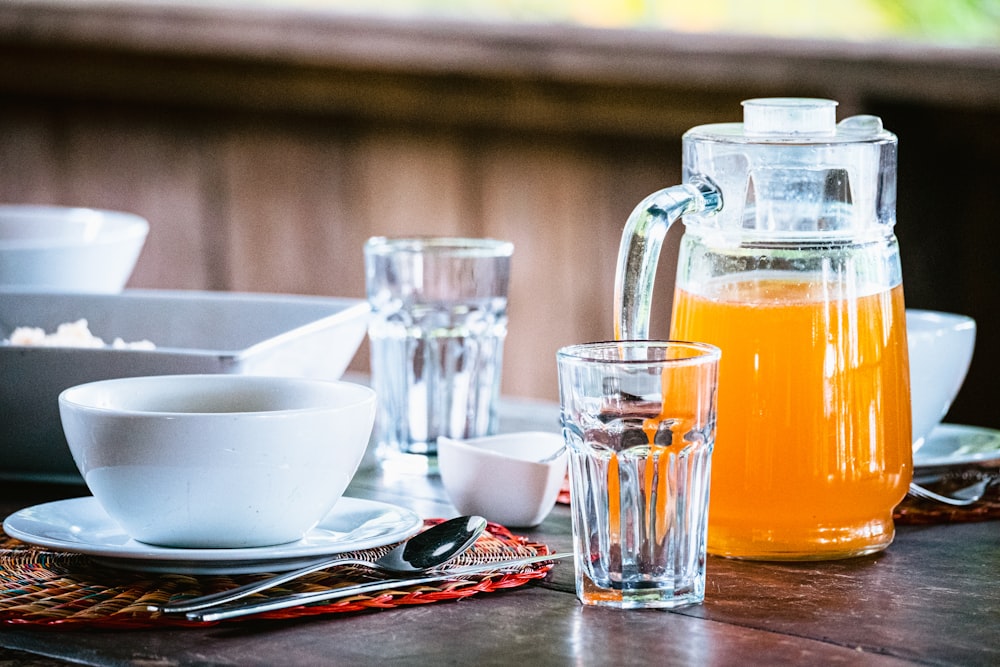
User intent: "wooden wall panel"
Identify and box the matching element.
[0,104,61,204]
[2,3,1000,422]
[475,134,682,399]
[479,138,594,399]
[58,109,215,291]
[220,119,356,297]
[349,128,472,240]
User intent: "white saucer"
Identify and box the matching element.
[914,423,1000,470]
[3,496,423,574]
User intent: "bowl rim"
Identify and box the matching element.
[58,374,376,417]
[0,204,149,250]
[905,308,976,333]
[437,432,566,468]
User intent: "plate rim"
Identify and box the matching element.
[3,495,423,567]
[913,423,1000,469]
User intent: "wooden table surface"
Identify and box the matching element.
[1,401,998,666]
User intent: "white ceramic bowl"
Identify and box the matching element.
[0,205,148,292]
[438,432,567,527]
[58,374,376,548]
[907,309,976,451]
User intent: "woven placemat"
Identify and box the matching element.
[894,472,1000,524]
[0,520,555,629]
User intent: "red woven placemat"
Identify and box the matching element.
[0,520,556,629]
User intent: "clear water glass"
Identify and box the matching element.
[365,237,513,474]
[557,340,720,609]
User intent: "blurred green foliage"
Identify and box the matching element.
[873,0,1000,45]
[231,0,1000,47]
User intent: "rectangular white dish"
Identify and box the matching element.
[0,289,370,483]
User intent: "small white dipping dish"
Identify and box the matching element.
[0,205,149,292]
[438,432,567,528]
[58,374,375,548]
[907,309,976,452]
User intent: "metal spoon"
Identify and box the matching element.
[154,515,488,614]
[908,475,993,507]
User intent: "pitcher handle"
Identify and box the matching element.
[613,179,722,340]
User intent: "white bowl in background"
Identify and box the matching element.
[59,374,376,548]
[907,309,976,451]
[0,205,149,292]
[438,432,567,528]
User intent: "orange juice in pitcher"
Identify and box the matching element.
[614,99,912,560]
[671,276,911,558]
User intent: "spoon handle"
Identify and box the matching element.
[154,555,370,613]
[185,552,572,622]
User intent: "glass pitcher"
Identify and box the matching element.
[614,98,912,560]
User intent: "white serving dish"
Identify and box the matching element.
[0,288,370,483]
